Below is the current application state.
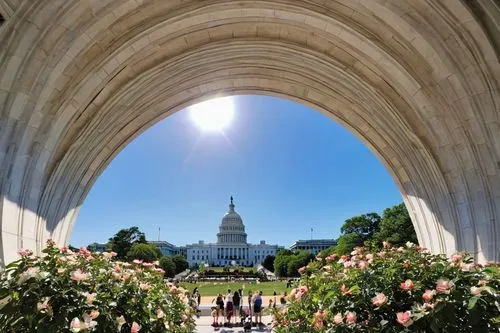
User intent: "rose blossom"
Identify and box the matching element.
[396,311,413,327]
[71,269,88,282]
[400,279,414,291]
[333,312,343,324]
[17,248,32,256]
[470,286,483,296]
[382,241,391,248]
[131,321,141,332]
[422,289,436,302]
[436,279,453,294]
[358,260,368,270]
[479,279,488,285]
[70,318,81,332]
[372,292,388,307]
[156,309,165,319]
[298,266,306,274]
[345,311,356,324]
[450,254,462,263]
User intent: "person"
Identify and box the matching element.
[280,292,287,305]
[252,290,263,326]
[212,294,224,326]
[193,288,201,316]
[273,290,277,308]
[211,306,218,327]
[193,287,201,307]
[225,289,234,326]
[232,288,241,322]
[247,291,253,316]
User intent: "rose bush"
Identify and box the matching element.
[0,240,195,332]
[272,242,500,332]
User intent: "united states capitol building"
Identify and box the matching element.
[185,197,283,267]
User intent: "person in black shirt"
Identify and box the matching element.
[232,289,241,323]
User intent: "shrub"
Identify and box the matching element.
[126,243,161,262]
[0,240,195,332]
[272,242,500,332]
[159,256,177,278]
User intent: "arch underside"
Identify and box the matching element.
[0,0,499,264]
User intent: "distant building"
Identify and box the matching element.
[88,242,107,252]
[149,240,185,257]
[186,197,284,267]
[289,239,337,255]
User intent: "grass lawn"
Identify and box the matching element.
[179,280,291,297]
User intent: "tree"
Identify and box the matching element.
[159,256,176,278]
[274,250,313,277]
[171,254,189,274]
[334,233,363,255]
[373,203,418,246]
[274,250,293,277]
[263,255,275,272]
[340,213,381,242]
[126,243,161,262]
[108,227,146,259]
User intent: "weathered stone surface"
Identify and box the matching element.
[0,0,499,265]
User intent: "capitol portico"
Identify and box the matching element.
[186,197,282,267]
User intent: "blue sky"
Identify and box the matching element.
[70,95,402,248]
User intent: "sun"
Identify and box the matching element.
[188,96,235,132]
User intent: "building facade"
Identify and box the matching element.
[186,197,282,267]
[149,241,186,257]
[290,239,337,255]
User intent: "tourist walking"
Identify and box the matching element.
[252,290,263,326]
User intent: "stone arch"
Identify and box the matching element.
[0,0,499,264]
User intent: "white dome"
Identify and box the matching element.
[217,197,247,244]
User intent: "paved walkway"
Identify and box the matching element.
[195,316,273,333]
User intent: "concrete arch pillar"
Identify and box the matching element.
[0,0,499,264]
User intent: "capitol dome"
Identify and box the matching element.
[217,196,247,244]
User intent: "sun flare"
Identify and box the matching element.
[188,96,235,132]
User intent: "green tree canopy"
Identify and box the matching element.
[334,232,363,255]
[340,212,381,241]
[108,227,146,259]
[171,254,189,274]
[262,255,275,272]
[373,203,418,246]
[126,243,161,262]
[159,256,176,278]
[274,250,313,277]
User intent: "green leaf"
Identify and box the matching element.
[468,296,479,309]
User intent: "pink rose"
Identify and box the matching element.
[422,289,436,302]
[479,279,488,286]
[133,259,143,264]
[382,241,391,248]
[371,292,387,307]
[345,311,356,324]
[450,254,462,263]
[298,266,307,274]
[436,279,452,294]
[90,310,99,319]
[470,286,483,296]
[69,318,81,332]
[333,312,343,324]
[110,251,117,257]
[358,260,368,270]
[131,321,141,332]
[60,246,68,253]
[400,279,414,291]
[396,311,413,327]
[70,269,88,282]
[17,248,32,256]
[156,309,165,319]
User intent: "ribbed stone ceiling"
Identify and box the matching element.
[0,0,499,264]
